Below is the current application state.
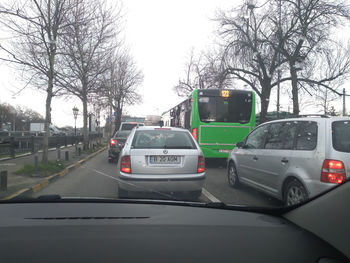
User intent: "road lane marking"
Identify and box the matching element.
[92,169,181,200]
[202,188,221,203]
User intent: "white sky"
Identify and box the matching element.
[0,0,349,128]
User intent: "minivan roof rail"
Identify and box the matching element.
[296,114,330,118]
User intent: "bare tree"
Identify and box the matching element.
[174,49,232,97]
[100,50,143,131]
[0,0,74,163]
[269,0,350,115]
[216,3,284,123]
[173,49,204,97]
[58,0,120,149]
[216,0,350,122]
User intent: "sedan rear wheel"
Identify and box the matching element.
[227,163,239,188]
[284,180,308,206]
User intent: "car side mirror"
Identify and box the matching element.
[236,141,244,148]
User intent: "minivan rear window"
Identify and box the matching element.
[296,121,317,150]
[332,121,350,153]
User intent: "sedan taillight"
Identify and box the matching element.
[197,156,205,173]
[110,139,118,146]
[121,155,131,174]
[321,159,346,184]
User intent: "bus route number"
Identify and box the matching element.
[221,90,229,98]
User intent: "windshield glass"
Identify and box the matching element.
[120,124,138,130]
[198,94,252,123]
[0,0,349,210]
[115,130,131,138]
[332,121,350,153]
[132,130,197,149]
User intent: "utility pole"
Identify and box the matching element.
[343,88,346,116]
[276,0,282,118]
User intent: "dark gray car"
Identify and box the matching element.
[108,130,131,162]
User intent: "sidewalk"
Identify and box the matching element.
[0,144,106,199]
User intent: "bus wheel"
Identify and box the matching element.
[227,162,239,188]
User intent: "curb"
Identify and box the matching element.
[1,146,107,200]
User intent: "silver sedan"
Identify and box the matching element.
[117,126,205,199]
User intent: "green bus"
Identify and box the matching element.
[162,89,256,158]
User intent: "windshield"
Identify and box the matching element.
[115,130,131,138]
[332,121,350,153]
[120,124,138,130]
[0,0,349,211]
[132,130,197,149]
[198,94,252,123]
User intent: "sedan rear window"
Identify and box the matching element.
[332,121,350,153]
[115,130,131,138]
[121,123,138,130]
[132,130,197,149]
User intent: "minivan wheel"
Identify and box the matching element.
[227,162,239,188]
[284,180,308,206]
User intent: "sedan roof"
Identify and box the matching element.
[135,126,189,132]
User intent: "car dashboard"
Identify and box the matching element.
[0,201,347,263]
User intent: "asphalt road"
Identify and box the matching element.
[32,150,282,207]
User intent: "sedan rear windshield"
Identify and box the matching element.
[332,121,350,153]
[121,123,138,130]
[132,130,197,149]
[115,130,131,138]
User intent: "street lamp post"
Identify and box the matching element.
[72,107,79,136]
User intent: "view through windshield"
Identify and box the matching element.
[0,0,349,209]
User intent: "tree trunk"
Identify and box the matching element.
[290,65,300,116]
[258,79,272,124]
[82,96,89,150]
[115,98,122,131]
[42,91,52,163]
[42,48,55,164]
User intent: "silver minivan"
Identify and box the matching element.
[227,116,350,206]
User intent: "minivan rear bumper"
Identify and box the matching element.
[118,172,205,192]
[304,179,337,198]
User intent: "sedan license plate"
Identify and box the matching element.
[149,155,181,164]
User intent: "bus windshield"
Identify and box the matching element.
[198,93,252,123]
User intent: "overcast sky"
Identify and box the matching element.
[0,0,349,128]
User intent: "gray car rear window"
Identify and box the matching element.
[332,121,350,153]
[115,130,131,138]
[132,130,197,149]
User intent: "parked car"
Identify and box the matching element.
[117,126,205,199]
[108,130,132,163]
[227,115,350,206]
[119,122,144,131]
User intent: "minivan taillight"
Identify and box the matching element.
[121,155,131,173]
[192,128,198,141]
[321,159,346,184]
[197,156,205,173]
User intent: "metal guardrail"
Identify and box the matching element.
[0,133,103,159]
